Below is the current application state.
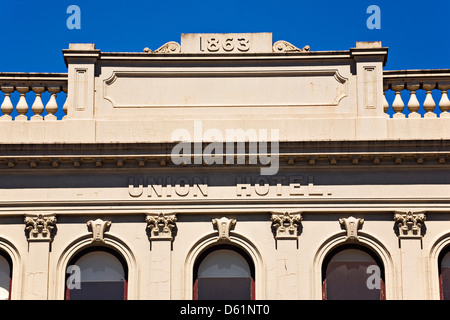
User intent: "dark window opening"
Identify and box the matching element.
[193,244,255,300]
[438,247,450,300]
[0,250,12,300]
[322,244,385,300]
[65,246,128,300]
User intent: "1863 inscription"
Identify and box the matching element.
[180,33,272,54]
[199,36,250,53]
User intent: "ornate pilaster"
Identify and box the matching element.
[339,216,364,241]
[24,214,57,242]
[271,210,302,299]
[271,211,302,239]
[393,210,427,299]
[145,212,177,299]
[212,217,236,241]
[146,213,177,241]
[87,218,111,243]
[394,211,426,238]
[23,213,57,299]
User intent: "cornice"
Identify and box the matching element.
[98,50,353,62]
[0,140,449,170]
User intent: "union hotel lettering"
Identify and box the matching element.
[128,175,332,198]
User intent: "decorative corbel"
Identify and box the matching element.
[212,217,236,241]
[271,211,303,239]
[339,216,364,241]
[152,41,181,54]
[24,214,57,242]
[394,211,426,238]
[273,40,310,53]
[87,218,111,243]
[146,213,177,241]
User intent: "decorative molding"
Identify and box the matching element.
[339,216,364,241]
[1,141,450,170]
[394,211,426,238]
[212,217,236,241]
[152,41,181,54]
[146,213,177,240]
[1,152,450,169]
[271,211,302,239]
[273,40,310,53]
[87,218,111,243]
[24,214,57,242]
[103,69,346,109]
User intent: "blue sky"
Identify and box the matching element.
[0,0,449,73]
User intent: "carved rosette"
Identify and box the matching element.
[273,40,310,53]
[339,216,364,241]
[152,41,181,54]
[146,213,177,240]
[212,217,236,241]
[87,218,111,243]
[24,214,57,242]
[271,211,302,239]
[394,211,426,238]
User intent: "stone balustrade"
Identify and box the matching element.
[383,69,450,118]
[0,73,68,120]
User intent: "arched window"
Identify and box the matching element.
[322,245,385,300]
[193,245,255,300]
[438,247,450,299]
[0,251,12,300]
[65,247,128,300]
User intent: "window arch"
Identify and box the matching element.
[438,246,450,299]
[65,246,128,300]
[322,244,385,300]
[193,244,255,300]
[0,250,12,300]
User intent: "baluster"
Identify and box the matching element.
[44,86,60,120]
[62,85,68,119]
[31,86,45,120]
[391,83,405,118]
[423,82,437,118]
[0,86,14,120]
[438,82,450,118]
[15,86,30,121]
[406,83,421,118]
[383,83,389,116]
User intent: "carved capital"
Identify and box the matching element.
[24,214,57,242]
[339,216,364,241]
[146,213,177,241]
[271,211,302,239]
[394,211,426,238]
[87,218,111,243]
[152,41,181,54]
[273,40,310,53]
[212,217,236,241]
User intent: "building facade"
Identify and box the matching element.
[0,33,450,300]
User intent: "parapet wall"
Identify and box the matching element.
[0,33,449,143]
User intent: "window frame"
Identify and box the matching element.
[321,244,386,300]
[0,250,12,300]
[64,246,128,300]
[437,246,450,300]
[193,244,255,300]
